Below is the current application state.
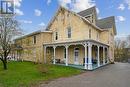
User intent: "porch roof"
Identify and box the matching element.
[43,39,109,47]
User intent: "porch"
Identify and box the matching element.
[44,40,110,70]
[56,63,109,70]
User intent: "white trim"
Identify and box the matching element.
[88,42,92,70]
[97,46,100,67]
[53,46,56,64]
[84,43,87,69]
[44,46,47,63]
[41,31,53,33]
[65,45,69,66]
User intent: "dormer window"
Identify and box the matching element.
[67,27,71,38]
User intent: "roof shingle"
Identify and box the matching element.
[77,6,96,17]
[96,16,115,29]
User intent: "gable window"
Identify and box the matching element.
[33,36,36,44]
[89,29,91,39]
[55,32,58,40]
[67,27,71,38]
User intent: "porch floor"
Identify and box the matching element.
[56,63,102,70]
[56,64,107,70]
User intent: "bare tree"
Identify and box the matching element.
[127,35,130,47]
[114,38,122,61]
[114,37,128,62]
[0,15,21,70]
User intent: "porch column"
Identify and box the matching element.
[44,46,47,64]
[97,46,100,67]
[65,45,69,66]
[88,43,92,70]
[103,47,105,65]
[84,43,87,69]
[53,46,56,64]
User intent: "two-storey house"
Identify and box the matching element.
[15,6,116,70]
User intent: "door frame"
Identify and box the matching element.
[74,47,79,65]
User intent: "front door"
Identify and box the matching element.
[74,48,79,65]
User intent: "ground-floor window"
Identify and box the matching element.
[64,48,66,59]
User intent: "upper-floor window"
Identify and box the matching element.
[33,36,36,44]
[67,27,71,38]
[89,29,91,39]
[55,32,58,40]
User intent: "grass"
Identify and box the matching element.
[0,61,82,87]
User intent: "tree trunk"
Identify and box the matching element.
[2,60,7,70]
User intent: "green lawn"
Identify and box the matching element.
[0,61,82,87]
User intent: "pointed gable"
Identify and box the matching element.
[78,6,96,17]
[77,6,97,24]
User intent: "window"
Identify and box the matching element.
[89,29,91,39]
[67,27,71,38]
[33,36,36,44]
[64,48,66,59]
[55,32,58,40]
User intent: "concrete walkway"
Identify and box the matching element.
[40,63,130,87]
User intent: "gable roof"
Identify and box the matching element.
[45,6,116,35]
[96,16,117,35]
[96,16,115,29]
[78,6,116,35]
[14,30,41,41]
[45,6,103,31]
[77,6,96,17]
[14,30,52,41]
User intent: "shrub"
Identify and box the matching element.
[37,64,48,73]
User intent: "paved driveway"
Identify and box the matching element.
[40,63,130,87]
